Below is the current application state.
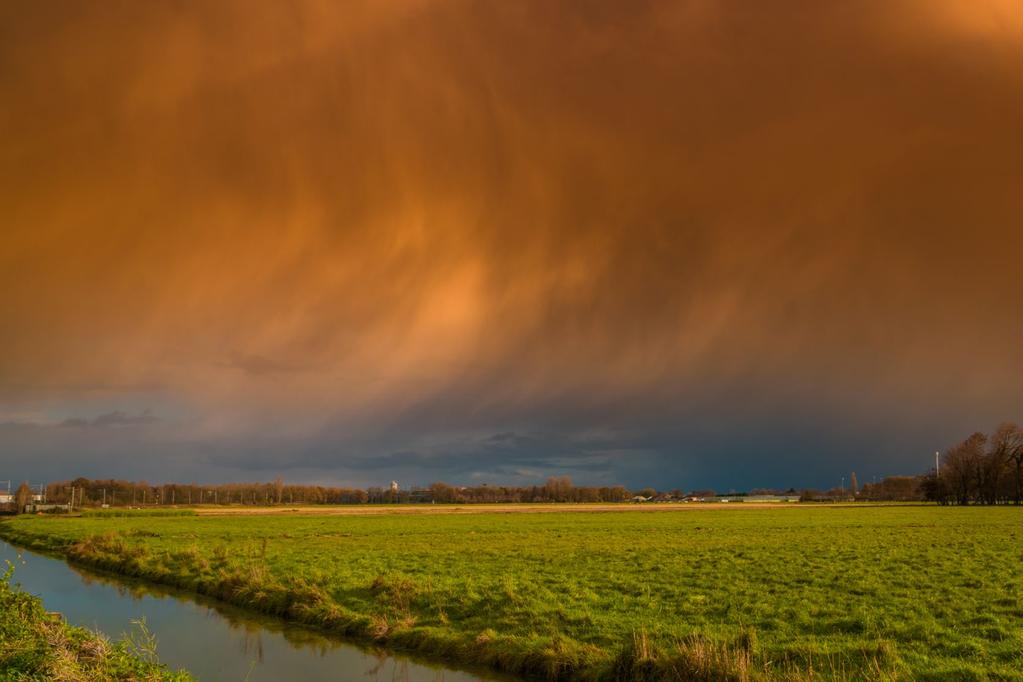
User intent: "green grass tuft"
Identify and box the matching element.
[0,562,192,681]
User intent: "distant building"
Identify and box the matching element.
[24,503,63,513]
[390,480,399,493]
[1,486,49,513]
[0,491,43,505]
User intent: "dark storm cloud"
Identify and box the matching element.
[196,428,648,488]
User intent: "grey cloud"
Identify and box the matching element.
[59,410,160,429]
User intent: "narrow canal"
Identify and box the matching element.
[0,539,489,681]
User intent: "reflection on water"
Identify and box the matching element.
[0,540,491,682]
[69,568,358,662]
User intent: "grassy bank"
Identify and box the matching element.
[0,564,192,681]
[1,506,1021,680]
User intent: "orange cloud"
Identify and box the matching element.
[1,0,1021,443]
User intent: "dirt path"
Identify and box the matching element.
[194,502,814,516]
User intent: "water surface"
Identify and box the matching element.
[0,539,489,682]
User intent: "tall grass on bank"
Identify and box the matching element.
[1,507,1021,680]
[0,562,192,681]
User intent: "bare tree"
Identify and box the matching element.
[543,476,573,502]
[429,482,456,503]
[941,433,987,505]
[14,481,33,514]
[991,422,1023,504]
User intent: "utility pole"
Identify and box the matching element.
[935,451,940,476]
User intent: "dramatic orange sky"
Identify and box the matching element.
[2,1,1022,487]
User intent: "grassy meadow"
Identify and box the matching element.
[1,505,1021,680]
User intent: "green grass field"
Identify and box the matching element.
[1,506,1021,680]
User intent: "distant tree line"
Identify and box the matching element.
[15,475,936,509]
[426,477,634,503]
[36,475,638,508]
[798,488,854,502]
[794,477,932,503]
[857,476,925,502]
[42,477,371,507]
